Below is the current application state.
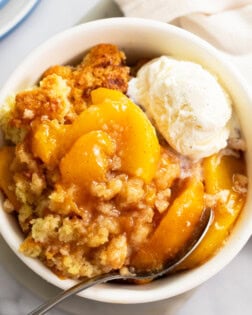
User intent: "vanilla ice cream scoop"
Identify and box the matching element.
[128,56,232,160]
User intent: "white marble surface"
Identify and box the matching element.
[0,0,252,314]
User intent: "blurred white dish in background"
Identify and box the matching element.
[0,0,9,10]
[0,0,39,39]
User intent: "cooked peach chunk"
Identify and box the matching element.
[66,88,160,182]
[60,130,116,187]
[91,87,126,104]
[0,146,20,209]
[32,120,69,166]
[131,178,204,271]
[204,154,246,194]
[179,154,247,268]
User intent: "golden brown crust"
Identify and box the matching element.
[73,44,130,103]
[81,44,127,68]
[11,44,130,128]
[42,65,73,80]
[42,44,130,112]
[12,74,75,127]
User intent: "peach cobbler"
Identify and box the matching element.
[0,44,247,279]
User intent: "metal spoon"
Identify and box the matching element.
[28,207,213,315]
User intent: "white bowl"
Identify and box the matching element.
[0,17,252,304]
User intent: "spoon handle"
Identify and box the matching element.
[27,272,122,315]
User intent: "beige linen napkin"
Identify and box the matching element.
[115,0,252,83]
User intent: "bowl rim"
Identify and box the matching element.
[0,17,252,304]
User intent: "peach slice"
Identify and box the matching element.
[91,87,126,104]
[60,130,116,187]
[131,178,204,271]
[67,88,160,182]
[179,154,247,269]
[32,120,69,167]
